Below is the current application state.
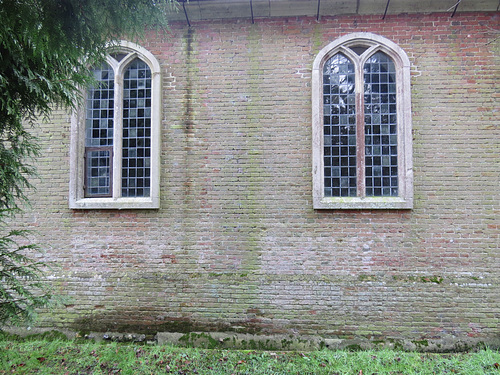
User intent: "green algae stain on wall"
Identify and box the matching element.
[179,27,201,276]
[239,24,266,274]
[183,27,197,136]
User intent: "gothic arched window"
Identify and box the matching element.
[70,41,161,209]
[312,33,413,209]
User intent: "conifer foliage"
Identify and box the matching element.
[0,0,174,326]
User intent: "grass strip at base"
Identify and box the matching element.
[0,339,499,374]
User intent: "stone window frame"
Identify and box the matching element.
[312,32,413,209]
[69,41,161,209]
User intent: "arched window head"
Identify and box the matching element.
[312,33,413,209]
[70,41,161,209]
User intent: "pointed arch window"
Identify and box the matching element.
[70,41,161,209]
[312,33,413,209]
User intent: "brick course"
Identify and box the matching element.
[21,12,499,348]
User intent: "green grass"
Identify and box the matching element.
[0,338,499,374]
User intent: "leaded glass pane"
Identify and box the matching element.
[85,63,114,147]
[84,63,114,197]
[323,53,357,197]
[122,59,151,198]
[364,52,398,197]
[85,149,112,196]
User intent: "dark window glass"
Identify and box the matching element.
[85,148,112,197]
[84,63,114,197]
[364,52,398,197]
[323,53,357,197]
[122,59,152,198]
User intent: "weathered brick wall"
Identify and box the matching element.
[22,12,499,348]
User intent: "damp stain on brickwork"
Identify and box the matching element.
[69,308,271,337]
[72,312,229,336]
[312,22,324,55]
[179,27,199,274]
[183,27,196,135]
[239,24,265,271]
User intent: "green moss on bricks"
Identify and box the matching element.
[387,338,404,351]
[412,340,429,349]
[312,23,323,53]
[178,335,301,351]
[280,338,293,349]
[392,275,444,284]
[242,339,258,350]
[358,274,378,282]
[240,339,282,351]
[420,276,444,284]
[179,332,221,349]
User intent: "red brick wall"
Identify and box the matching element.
[25,12,499,348]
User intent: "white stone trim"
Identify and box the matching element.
[312,33,413,209]
[69,41,161,209]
